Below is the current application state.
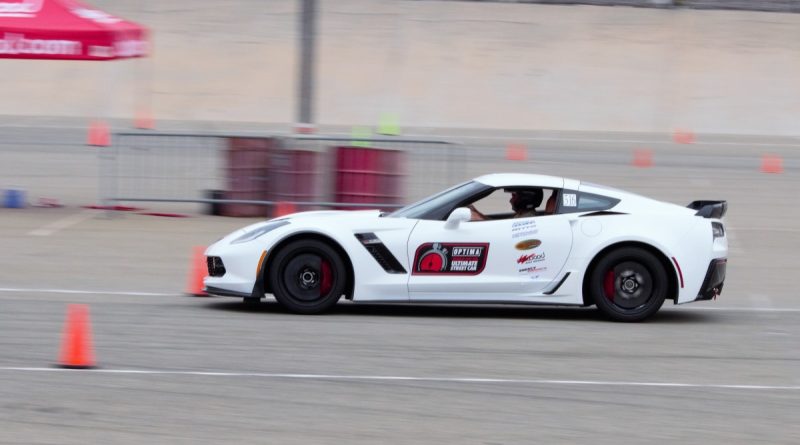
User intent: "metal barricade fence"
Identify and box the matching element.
[103,132,466,215]
[283,135,467,210]
[101,132,228,210]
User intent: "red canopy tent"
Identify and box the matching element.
[1,0,151,143]
[0,0,147,61]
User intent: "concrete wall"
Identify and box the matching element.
[431,1,800,13]
[2,0,799,135]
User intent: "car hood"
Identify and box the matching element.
[281,209,383,221]
[219,209,387,244]
[241,210,385,230]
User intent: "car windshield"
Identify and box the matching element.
[387,181,490,220]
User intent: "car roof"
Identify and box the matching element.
[473,173,567,189]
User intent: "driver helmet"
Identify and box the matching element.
[510,189,543,213]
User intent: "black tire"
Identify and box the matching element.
[589,247,668,322]
[268,239,346,314]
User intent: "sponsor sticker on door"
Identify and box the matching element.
[511,220,538,239]
[515,239,541,251]
[413,242,489,275]
[516,251,546,273]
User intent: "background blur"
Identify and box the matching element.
[2,1,799,444]
[2,0,799,134]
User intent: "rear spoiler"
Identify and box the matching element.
[688,200,727,218]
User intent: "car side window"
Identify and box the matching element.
[557,190,620,214]
[578,193,619,211]
[467,187,554,221]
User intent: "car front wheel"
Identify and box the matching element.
[268,239,346,314]
[589,247,668,322]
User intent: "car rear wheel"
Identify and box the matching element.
[589,247,667,322]
[269,239,346,314]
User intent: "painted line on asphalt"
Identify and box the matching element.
[1,367,797,391]
[671,306,800,313]
[28,209,96,236]
[0,288,179,297]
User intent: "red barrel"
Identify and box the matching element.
[270,149,318,216]
[334,146,405,210]
[222,137,276,217]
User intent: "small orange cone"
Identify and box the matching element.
[294,123,316,134]
[87,120,111,147]
[761,154,783,174]
[134,110,155,130]
[673,129,695,144]
[505,143,527,161]
[186,246,208,296]
[58,304,96,369]
[632,148,653,168]
[274,201,297,217]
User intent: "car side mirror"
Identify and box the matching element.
[445,207,472,229]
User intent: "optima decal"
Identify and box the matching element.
[413,242,489,275]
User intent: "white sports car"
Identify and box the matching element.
[204,173,727,321]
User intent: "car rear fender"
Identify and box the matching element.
[581,240,680,306]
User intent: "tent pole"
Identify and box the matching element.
[297,0,317,127]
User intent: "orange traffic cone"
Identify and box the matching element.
[632,148,653,168]
[186,246,208,296]
[294,123,316,134]
[761,154,783,174]
[134,110,155,130]
[505,143,527,161]
[673,129,696,144]
[87,120,111,147]
[274,201,297,217]
[58,304,96,369]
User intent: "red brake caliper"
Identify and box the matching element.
[604,270,615,301]
[319,259,332,296]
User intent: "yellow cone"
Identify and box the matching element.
[378,113,400,136]
[351,126,372,147]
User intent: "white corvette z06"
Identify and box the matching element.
[204,173,727,322]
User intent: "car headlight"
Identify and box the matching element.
[231,220,290,244]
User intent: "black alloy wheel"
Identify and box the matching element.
[589,247,668,322]
[269,239,347,314]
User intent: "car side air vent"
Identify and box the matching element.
[207,256,226,277]
[354,233,407,274]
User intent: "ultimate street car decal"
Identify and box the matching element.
[413,242,489,275]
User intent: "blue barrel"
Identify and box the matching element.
[3,189,26,208]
